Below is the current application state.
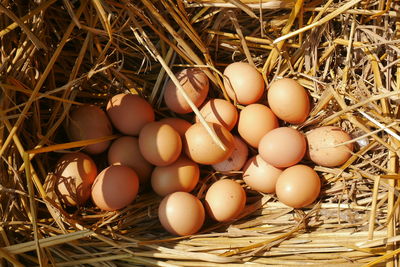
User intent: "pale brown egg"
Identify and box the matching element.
[106,93,155,136]
[159,117,191,138]
[212,136,248,172]
[139,122,182,166]
[242,155,283,194]
[267,78,310,124]
[223,62,264,104]
[306,126,353,167]
[259,127,306,168]
[67,105,113,154]
[91,165,139,211]
[184,122,234,165]
[205,179,246,222]
[151,157,199,196]
[54,152,97,206]
[196,98,238,131]
[238,104,279,148]
[158,192,205,236]
[108,136,153,185]
[275,165,320,208]
[164,68,209,114]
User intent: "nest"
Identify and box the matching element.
[1,0,399,266]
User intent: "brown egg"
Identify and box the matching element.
[275,165,320,208]
[67,105,113,154]
[164,68,209,114]
[106,93,155,136]
[259,127,306,168]
[159,117,191,138]
[91,165,139,211]
[158,192,205,236]
[223,62,265,105]
[151,157,199,196]
[54,152,97,206]
[306,126,353,167]
[242,155,283,194]
[108,136,153,185]
[196,98,238,131]
[205,179,246,222]
[212,136,248,172]
[238,104,279,148]
[139,122,182,166]
[267,78,310,124]
[184,122,234,165]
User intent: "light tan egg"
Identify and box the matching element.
[212,136,248,172]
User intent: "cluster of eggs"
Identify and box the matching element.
[49,62,354,236]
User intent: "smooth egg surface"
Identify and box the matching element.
[196,98,238,131]
[212,135,248,172]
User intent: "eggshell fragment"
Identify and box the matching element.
[106,93,155,136]
[242,155,282,194]
[91,165,139,211]
[196,98,238,131]
[158,192,205,236]
[212,136,248,172]
[54,152,97,206]
[275,165,320,208]
[267,78,310,124]
[164,68,209,114]
[259,127,306,168]
[139,122,182,166]
[238,104,279,148]
[67,105,113,154]
[223,62,264,104]
[205,179,246,222]
[306,126,353,167]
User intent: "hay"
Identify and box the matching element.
[0,0,399,266]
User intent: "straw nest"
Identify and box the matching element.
[0,0,399,266]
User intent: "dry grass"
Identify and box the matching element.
[0,0,399,266]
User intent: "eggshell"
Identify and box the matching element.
[242,155,282,194]
[275,165,320,208]
[306,126,353,167]
[223,62,264,104]
[259,127,306,168]
[67,105,113,154]
[184,122,234,165]
[139,122,182,166]
[151,157,199,196]
[267,78,310,124]
[159,117,191,138]
[108,136,153,185]
[212,136,248,172]
[106,93,155,136]
[54,152,97,206]
[238,104,279,148]
[164,68,209,114]
[91,165,139,211]
[158,192,205,236]
[196,98,238,131]
[205,179,246,222]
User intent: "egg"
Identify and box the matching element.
[106,93,155,136]
[223,62,264,104]
[158,192,205,236]
[212,136,248,172]
[306,126,353,167]
[267,78,310,124]
[108,136,153,185]
[184,122,234,165]
[242,155,282,194]
[159,117,191,138]
[67,105,113,154]
[238,104,279,148]
[259,127,306,168]
[205,179,246,222]
[151,157,199,196]
[91,165,139,211]
[139,122,182,166]
[196,98,238,131]
[164,68,209,114]
[53,152,97,206]
[275,165,321,208]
